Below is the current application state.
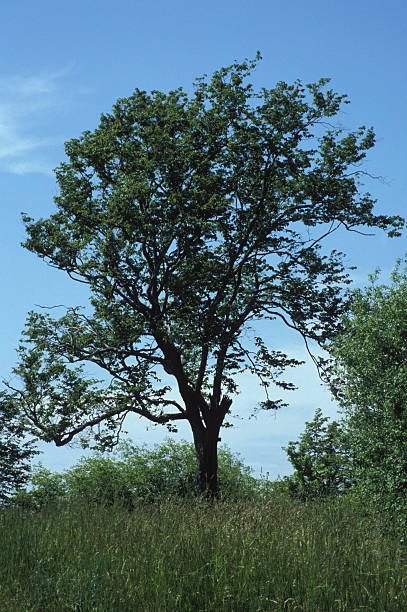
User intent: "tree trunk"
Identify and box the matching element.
[192,428,220,499]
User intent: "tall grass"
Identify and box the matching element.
[1,493,407,611]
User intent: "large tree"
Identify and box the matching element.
[2,55,403,496]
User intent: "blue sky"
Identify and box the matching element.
[1,0,406,478]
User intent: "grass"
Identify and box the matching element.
[1,494,407,611]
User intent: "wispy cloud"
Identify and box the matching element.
[0,68,72,175]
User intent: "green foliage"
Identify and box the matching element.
[11,438,270,509]
[11,466,67,509]
[326,258,407,524]
[0,392,39,503]
[283,408,353,500]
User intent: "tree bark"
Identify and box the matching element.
[192,427,220,499]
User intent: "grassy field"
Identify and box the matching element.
[1,494,407,611]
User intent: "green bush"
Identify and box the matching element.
[326,260,407,526]
[11,438,273,509]
[12,466,67,509]
[283,408,354,501]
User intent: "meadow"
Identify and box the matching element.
[1,493,407,611]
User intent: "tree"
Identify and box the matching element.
[0,393,39,503]
[1,54,403,497]
[283,408,353,501]
[326,259,407,521]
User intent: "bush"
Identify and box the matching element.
[282,408,354,501]
[12,466,67,509]
[326,260,407,526]
[11,438,273,509]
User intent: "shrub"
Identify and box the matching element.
[11,466,67,509]
[11,438,272,509]
[326,260,407,526]
[282,408,354,501]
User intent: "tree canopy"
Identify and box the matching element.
[2,54,404,496]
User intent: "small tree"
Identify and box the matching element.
[0,393,39,503]
[326,259,407,521]
[1,54,403,497]
[283,408,353,500]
